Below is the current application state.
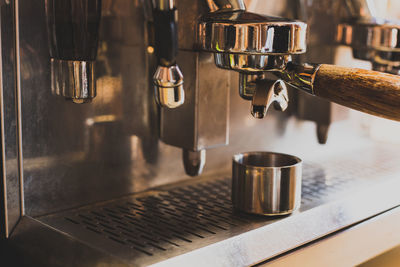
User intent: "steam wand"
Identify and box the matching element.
[152,0,184,108]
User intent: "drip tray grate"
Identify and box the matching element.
[60,179,256,256]
[39,146,400,266]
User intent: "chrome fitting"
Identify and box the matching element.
[51,58,96,104]
[278,62,320,95]
[153,64,184,108]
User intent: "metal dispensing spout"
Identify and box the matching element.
[45,0,102,104]
[152,0,184,108]
[251,79,288,119]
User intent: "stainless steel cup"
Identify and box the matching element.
[232,152,302,216]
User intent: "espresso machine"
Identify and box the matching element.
[2,0,400,266]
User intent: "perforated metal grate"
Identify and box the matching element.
[300,163,362,204]
[59,163,370,256]
[62,179,258,256]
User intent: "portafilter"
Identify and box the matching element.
[198,10,400,121]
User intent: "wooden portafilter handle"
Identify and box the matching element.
[280,63,400,121]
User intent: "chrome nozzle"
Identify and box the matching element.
[51,59,96,104]
[153,64,184,108]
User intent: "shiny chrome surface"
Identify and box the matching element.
[238,61,319,102]
[232,151,302,215]
[153,64,184,108]
[198,11,307,55]
[336,0,400,72]
[50,59,96,104]
[337,22,400,52]
[214,53,291,73]
[337,23,400,71]
[251,79,288,119]
[278,62,320,94]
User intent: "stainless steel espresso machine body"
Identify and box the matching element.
[2,0,400,266]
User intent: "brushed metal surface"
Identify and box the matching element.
[1,0,20,238]
[160,51,230,152]
[35,144,400,266]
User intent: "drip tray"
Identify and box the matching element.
[39,145,400,266]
